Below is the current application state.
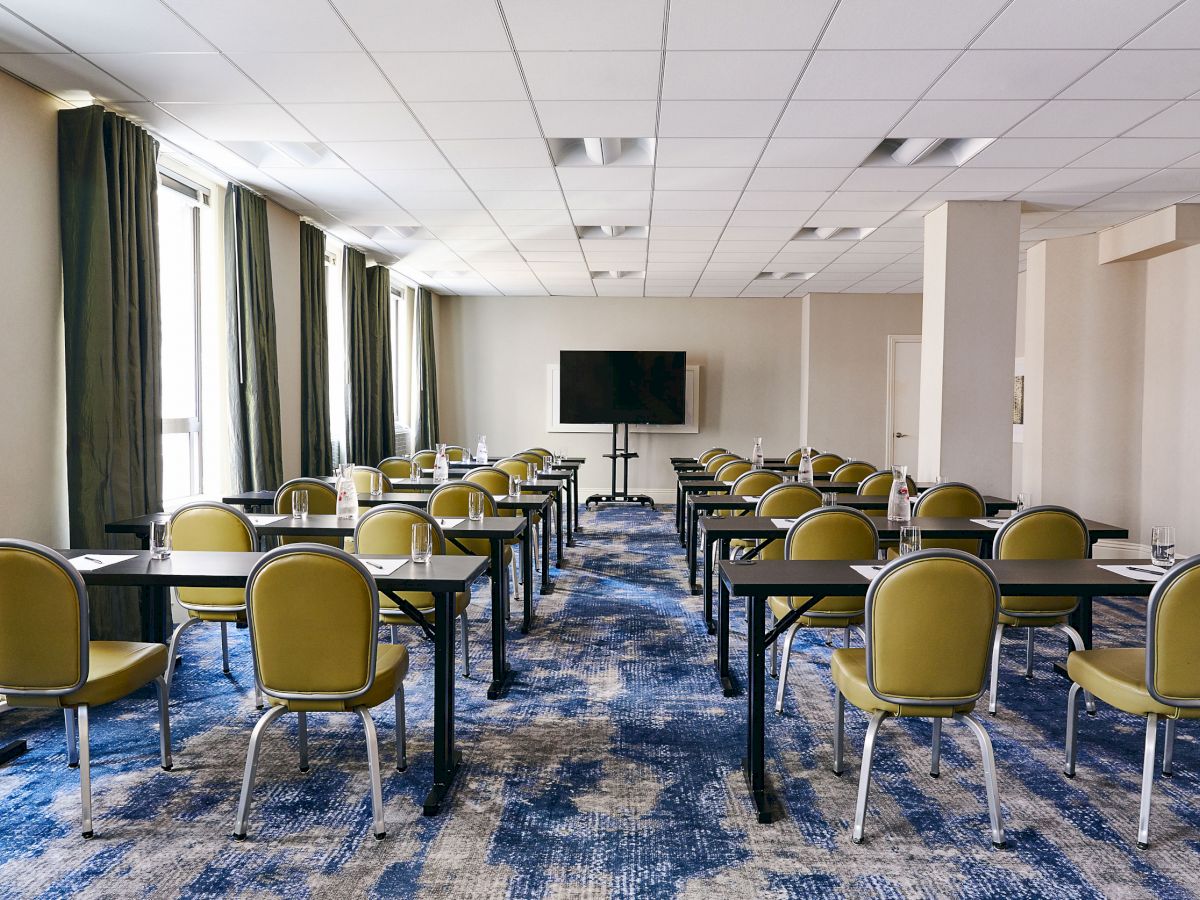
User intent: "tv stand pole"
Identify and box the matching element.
[586,423,655,508]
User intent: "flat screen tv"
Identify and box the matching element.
[559,350,686,425]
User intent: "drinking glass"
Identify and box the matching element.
[1017,492,1031,512]
[512,476,523,497]
[1151,525,1176,567]
[821,492,837,507]
[542,454,554,473]
[526,463,537,483]
[291,489,309,520]
[899,526,922,556]
[933,474,944,485]
[412,523,433,564]
[370,471,383,497]
[150,520,171,560]
[468,491,485,522]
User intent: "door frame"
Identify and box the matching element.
[884,334,922,469]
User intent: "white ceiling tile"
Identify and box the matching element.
[653,168,751,190]
[374,52,527,102]
[491,209,574,226]
[0,8,66,52]
[429,225,508,240]
[265,168,398,207]
[722,226,805,240]
[519,51,661,100]
[0,52,143,104]
[331,0,510,51]
[890,100,1042,137]
[1125,102,1200,137]
[85,52,268,103]
[556,167,653,190]
[535,100,658,137]
[477,191,566,210]
[387,190,483,210]
[1016,192,1108,209]
[229,52,395,103]
[1130,0,1200,49]
[839,167,954,190]
[820,0,1008,49]
[573,209,652,225]
[328,140,449,169]
[650,226,726,240]
[1041,210,1141,228]
[1061,50,1200,100]
[655,138,766,167]
[521,251,584,261]
[167,0,358,51]
[438,139,551,168]
[658,100,784,137]
[650,209,732,225]
[926,50,1109,100]
[1072,138,1200,167]
[1008,100,1173,137]
[653,191,743,209]
[975,0,1182,49]
[511,238,582,250]
[564,189,651,209]
[661,50,806,99]
[504,224,579,239]
[1118,169,1200,192]
[913,189,1011,206]
[502,0,666,50]
[369,170,468,192]
[794,50,959,99]
[459,168,561,190]
[159,102,314,140]
[964,137,1107,167]
[738,191,829,209]
[759,138,878,167]
[819,191,922,211]
[3,0,211,52]
[746,167,852,189]
[287,102,425,141]
[805,210,894,227]
[1025,168,1156,193]
[713,240,788,251]
[934,168,1054,191]
[666,0,837,50]
[727,210,812,226]
[410,101,540,139]
[775,100,909,137]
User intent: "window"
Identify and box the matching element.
[157,174,206,502]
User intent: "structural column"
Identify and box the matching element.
[918,201,1021,495]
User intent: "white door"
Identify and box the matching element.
[886,336,921,470]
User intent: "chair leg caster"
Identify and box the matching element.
[82,830,94,839]
[299,766,309,774]
[1137,841,1149,851]
[832,768,843,778]
[396,763,408,773]
[992,841,1008,850]
[1063,771,1075,778]
[162,764,173,772]
[68,762,79,769]
[232,832,246,842]
[1161,771,1173,779]
[374,831,386,841]
[851,835,863,845]
[930,772,939,779]
[1086,709,1097,717]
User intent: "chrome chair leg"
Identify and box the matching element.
[1024,628,1034,678]
[961,713,1007,849]
[220,621,231,675]
[988,625,1004,715]
[390,624,399,644]
[1064,682,1083,777]
[843,625,852,648]
[832,689,845,776]
[164,616,202,695]
[297,711,309,772]
[1163,718,1176,777]
[854,625,867,644]
[459,612,471,678]
[356,707,386,839]
[396,686,408,772]
[852,711,887,843]
[770,610,778,679]
[65,708,79,768]
[1058,624,1095,714]
[78,704,93,838]
[774,623,799,715]
[153,676,173,770]
[931,717,942,778]
[1138,713,1159,850]
[232,705,287,840]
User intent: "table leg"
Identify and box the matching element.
[718,567,738,696]
[703,531,717,635]
[487,539,513,700]
[572,469,582,534]
[423,591,461,816]
[540,500,554,595]
[522,516,534,633]
[676,482,683,536]
[681,490,689,547]
[688,502,701,594]
[566,480,576,547]
[742,593,779,823]
[554,490,563,566]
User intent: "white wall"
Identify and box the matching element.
[435,294,806,499]
[800,292,923,467]
[265,198,301,480]
[0,70,68,545]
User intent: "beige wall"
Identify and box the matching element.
[265,199,301,480]
[435,294,806,499]
[0,70,68,545]
[800,292,923,467]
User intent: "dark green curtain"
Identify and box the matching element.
[58,105,163,642]
[225,184,283,492]
[346,253,395,465]
[300,222,332,476]
[412,287,440,452]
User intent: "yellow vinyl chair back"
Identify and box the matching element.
[810,453,844,475]
[378,457,414,479]
[496,457,535,481]
[275,478,339,547]
[704,453,739,474]
[1146,556,1200,709]
[445,446,471,462]
[994,506,1089,618]
[830,461,877,484]
[428,482,494,556]
[411,450,437,469]
[715,460,752,483]
[0,541,88,697]
[865,551,999,711]
[697,447,728,465]
[784,508,880,618]
[351,466,385,495]
[170,502,257,611]
[731,470,784,498]
[355,504,446,557]
[754,485,822,560]
[912,482,987,554]
[525,447,552,458]
[513,451,543,468]
[246,545,378,707]
[785,448,817,465]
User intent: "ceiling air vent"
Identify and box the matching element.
[793,226,877,241]
[590,270,646,279]
[550,137,655,167]
[864,137,995,168]
[575,225,649,239]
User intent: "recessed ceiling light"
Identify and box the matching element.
[793,226,877,241]
[550,138,655,167]
[755,271,814,281]
[864,137,994,168]
[590,270,645,279]
[575,225,649,239]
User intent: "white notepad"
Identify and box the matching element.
[1098,563,1168,583]
[970,518,1007,529]
[437,518,464,528]
[247,514,286,527]
[357,558,408,576]
[851,564,885,580]
[739,495,761,502]
[771,518,797,528]
[69,554,137,571]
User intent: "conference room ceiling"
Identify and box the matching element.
[2,0,1200,297]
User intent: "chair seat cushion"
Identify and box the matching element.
[998,612,1067,627]
[379,590,470,623]
[831,648,975,718]
[272,644,409,713]
[188,608,245,623]
[769,595,864,628]
[10,641,169,709]
[1067,647,1200,719]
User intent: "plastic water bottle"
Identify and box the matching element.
[751,437,764,469]
[887,465,911,523]
[797,448,814,486]
[335,463,358,519]
[433,444,450,483]
[475,434,488,463]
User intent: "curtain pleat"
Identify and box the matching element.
[345,251,395,465]
[58,105,163,641]
[412,287,440,452]
[225,184,283,492]
[300,222,332,476]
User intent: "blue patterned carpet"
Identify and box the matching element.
[1,506,1199,898]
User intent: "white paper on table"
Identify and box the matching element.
[357,558,409,576]
[68,554,137,571]
[437,518,464,528]
[851,564,885,580]
[739,495,761,502]
[1098,563,1168,583]
[247,514,286,527]
[970,518,1007,529]
[492,494,509,501]
[771,518,797,528]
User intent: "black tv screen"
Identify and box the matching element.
[560,351,686,425]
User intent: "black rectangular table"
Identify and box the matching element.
[448,458,585,541]
[63,549,485,817]
[719,557,1156,824]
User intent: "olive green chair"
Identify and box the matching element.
[714,459,753,483]
[830,461,877,484]
[1064,554,1200,850]
[810,453,844,476]
[167,502,262,708]
[785,448,818,465]
[912,482,986,555]
[428,482,517,616]
[411,449,437,470]
[351,465,386,496]
[526,446,552,457]
[773,508,880,714]
[234,544,407,841]
[445,446,471,462]
[697,447,728,465]
[0,540,172,838]
[463,467,524,598]
[832,550,1005,848]
[495,457,546,573]
[731,483,823,558]
[704,453,740,475]
[378,456,414,480]
[275,478,339,548]
[354,504,472,677]
[990,506,1093,716]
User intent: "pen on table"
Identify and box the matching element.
[1128,566,1165,577]
[84,555,104,563]
[363,560,383,571]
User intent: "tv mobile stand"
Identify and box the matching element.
[586,422,655,508]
